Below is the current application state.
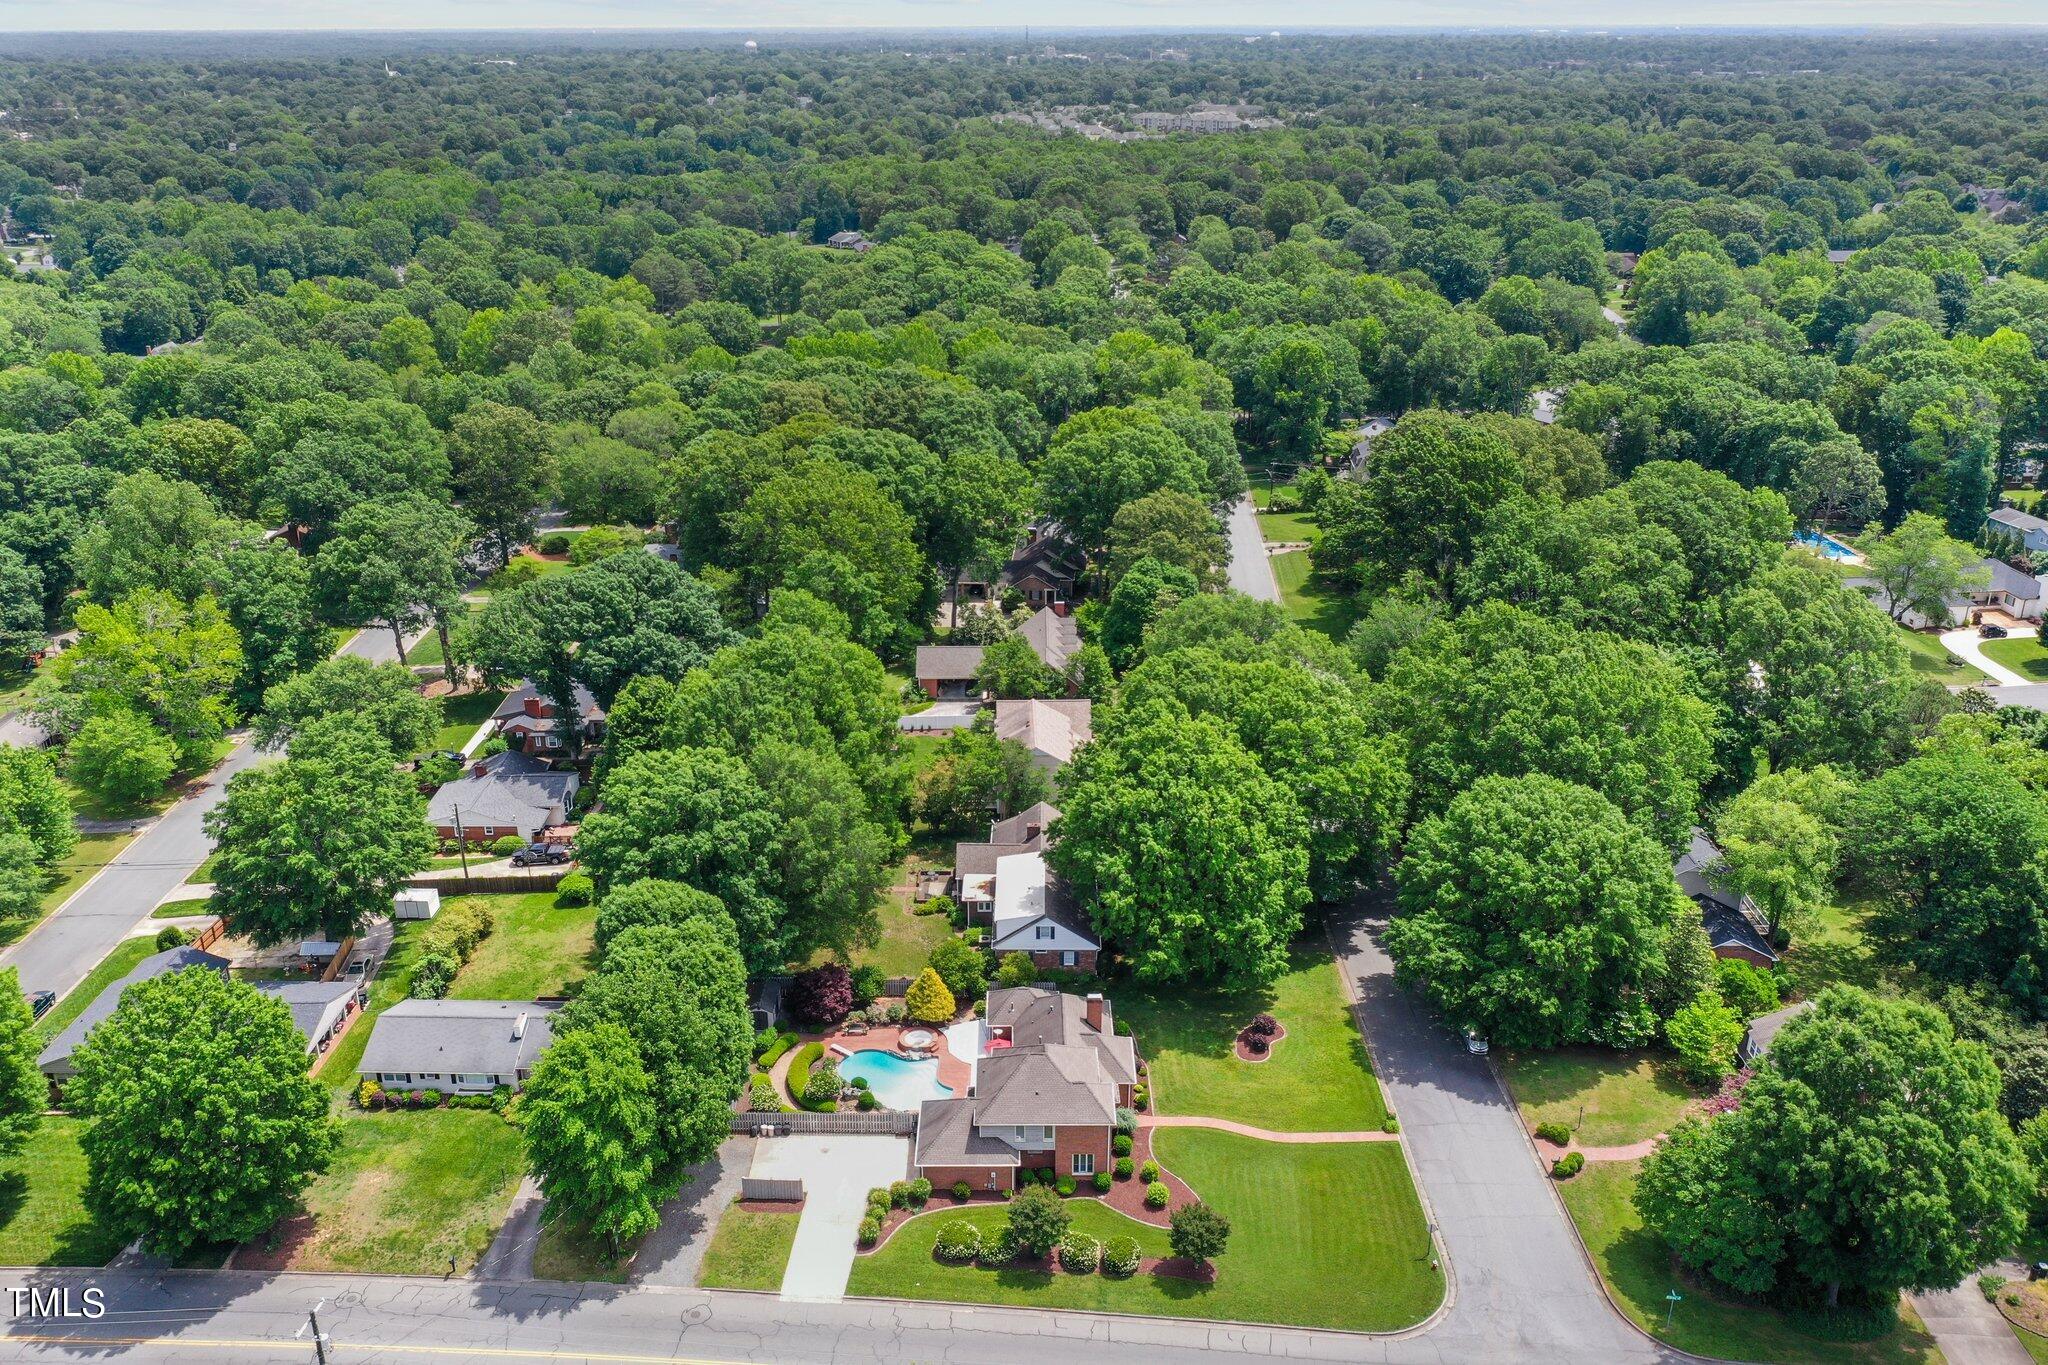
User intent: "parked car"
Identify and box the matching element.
[1462,1029,1490,1056]
[342,954,370,979]
[28,989,53,1020]
[510,841,573,867]
[1982,623,2010,638]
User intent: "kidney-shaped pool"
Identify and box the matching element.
[837,1048,952,1110]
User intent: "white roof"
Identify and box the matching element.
[991,851,1050,944]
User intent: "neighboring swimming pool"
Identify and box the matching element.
[1794,529,1859,562]
[837,1049,951,1110]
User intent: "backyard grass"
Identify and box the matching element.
[1270,549,1362,643]
[0,1118,129,1266]
[447,892,596,1001]
[432,687,506,754]
[35,936,157,1041]
[1984,635,2048,682]
[1894,624,1989,685]
[1498,1048,1700,1147]
[800,854,956,979]
[532,1215,642,1284]
[848,1132,1442,1332]
[697,1202,802,1290]
[2007,489,2045,511]
[1560,1159,1939,1364]
[1779,898,1886,1001]
[254,1107,525,1275]
[1108,942,1386,1131]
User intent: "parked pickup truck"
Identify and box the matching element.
[510,841,574,867]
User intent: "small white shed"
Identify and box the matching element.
[392,887,441,921]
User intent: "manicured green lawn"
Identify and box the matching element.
[849,1132,1442,1332]
[431,687,506,754]
[0,1118,129,1266]
[1271,549,1362,642]
[1895,624,1988,685]
[697,1202,801,1290]
[2007,489,2045,511]
[1498,1048,1700,1146]
[1256,508,1318,543]
[1109,943,1387,1130]
[1560,1160,1939,1364]
[2016,1324,2048,1365]
[532,1215,642,1284]
[35,937,158,1041]
[258,1108,525,1275]
[448,892,596,1001]
[1984,635,2048,681]
[181,853,217,886]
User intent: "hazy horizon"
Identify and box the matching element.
[1,3,2046,36]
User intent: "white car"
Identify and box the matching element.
[1462,1030,1490,1056]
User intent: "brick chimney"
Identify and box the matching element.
[1085,993,1103,1033]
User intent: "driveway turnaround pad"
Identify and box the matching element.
[748,1133,911,1302]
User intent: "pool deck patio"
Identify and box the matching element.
[788,1018,977,1107]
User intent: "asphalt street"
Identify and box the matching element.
[1223,494,1281,604]
[0,627,412,1001]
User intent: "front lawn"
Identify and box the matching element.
[848,1131,1441,1332]
[1256,508,1318,543]
[249,1107,526,1275]
[532,1214,643,1284]
[1498,1048,1700,1146]
[0,1118,129,1266]
[35,937,158,1041]
[1560,1159,1939,1364]
[1779,899,1886,1000]
[1984,635,2048,682]
[1893,624,1988,685]
[431,687,506,754]
[447,892,595,1000]
[1271,549,1362,643]
[696,1202,801,1290]
[1109,943,1386,1131]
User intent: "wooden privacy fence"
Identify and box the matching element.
[732,1110,917,1137]
[404,869,568,894]
[740,1177,805,1202]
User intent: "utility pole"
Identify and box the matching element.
[296,1298,330,1365]
[452,803,472,886]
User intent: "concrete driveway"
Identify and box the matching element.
[1910,1278,2031,1365]
[748,1133,909,1302]
[1941,624,2037,687]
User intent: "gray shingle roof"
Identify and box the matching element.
[1990,507,2048,537]
[914,644,986,681]
[39,946,229,1077]
[426,750,578,833]
[357,999,558,1078]
[994,700,1092,766]
[1017,607,1080,672]
[989,803,1060,845]
[1742,1001,1813,1061]
[985,986,1135,1085]
[1983,556,2043,598]
[973,1044,1116,1127]
[251,979,359,1050]
[954,841,1033,877]
[914,1096,1020,1167]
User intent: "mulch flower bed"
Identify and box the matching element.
[1234,1019,1288,1063]
[1099,1125,1197,1225]
[947,1247,1216,1283]
[735,1198,804,1214]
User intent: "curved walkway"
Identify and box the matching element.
[1535,1134,1663,1163]
[1141,1114,1399,1143]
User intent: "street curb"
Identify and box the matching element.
[1320,910,1457,1342]
[1492,1054,1724,1365]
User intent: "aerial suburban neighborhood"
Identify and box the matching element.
[0,19,2040,1365]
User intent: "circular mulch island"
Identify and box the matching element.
[1234,1020,1288,1062]
[1994,1279,2048,1339]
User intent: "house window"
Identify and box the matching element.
[1061,951,1077,967]
[1035,925,1054,941]
[1071,1152,1095,1176]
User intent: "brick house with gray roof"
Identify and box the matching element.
[913,986,1135,1192]
[913,607,1083,700]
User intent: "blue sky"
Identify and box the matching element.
[2,2,2046,32]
